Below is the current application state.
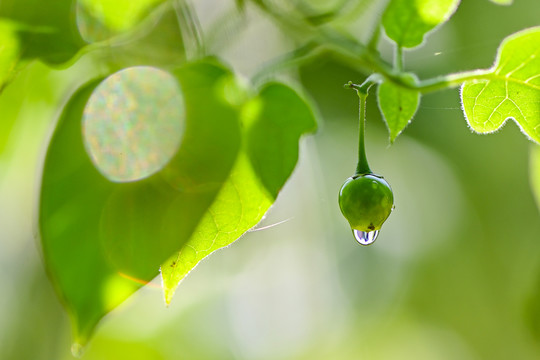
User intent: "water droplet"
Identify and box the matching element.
[353,229,379,246]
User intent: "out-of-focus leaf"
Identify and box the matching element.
[77,0,166,42]
[40,60,241,348]
[525,265,540,343]
[161,153,272,304]
[382,0,460,48]
[530,145,540,211]
[79,0,164,33]
[0,0,85,65]
[161,82,317,304]
[377,74,420,143]
[93,9,186,71]
[40,79,140,350]
[461,27,540,143]
[247,82,318,198]
[0,20,19,89]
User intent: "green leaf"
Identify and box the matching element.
[79,0,165,33]
[0,0,85,65]
[97,9,186,70]
[77,0,167,42]
[461,27,540,143]
[40,79,139,349]
[161,153,272,304]
[246,82,318,198]
[382,0,460,48]
[0,20,20,89]
[377,75,421,143]
[161,82,317,304]
[489,0,512,5]
[530,145,540,211]
[40,60,241,347]
[97,61,242,280]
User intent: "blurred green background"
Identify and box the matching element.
[1,0,539,359]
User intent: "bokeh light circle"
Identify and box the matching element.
[82,66,184,182]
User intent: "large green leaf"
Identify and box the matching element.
[40,79,136,351]
[161,82,317,304]
[382,0,460,48]
[0,0,85,65]
[247,82,318,198]
[99,62,242,280]
[461,27,540,143]
[40,60,241,348]
[377,74,420,143]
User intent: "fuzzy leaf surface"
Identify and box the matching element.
[461,27,540,143]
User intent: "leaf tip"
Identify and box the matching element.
[164,288,175,306]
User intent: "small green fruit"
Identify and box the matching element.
[338,174,394,232]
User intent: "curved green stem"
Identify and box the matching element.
[174,0,205,59]
[385,68,493,93]
[355,92,371,175]
[346,79,374,175]
[394,45,403,72]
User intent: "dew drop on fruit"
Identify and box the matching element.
[353,229,379,246]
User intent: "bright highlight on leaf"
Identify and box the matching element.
[78,0,164,32]
[0,20,19,89]
[161,82,317,304]
[382,0,460,48]
[461,27,540,143]
[161,153,272,304]
[377,74,420,142]
[77,0,166,42]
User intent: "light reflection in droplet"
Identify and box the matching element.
[83,66,184,182]
[353,229,379,246]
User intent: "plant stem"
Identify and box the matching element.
[394,45,403,71]
[367,25,381,53]
[355,92,372,175]
[251,1,495,94]
[346,80,374,175]
[174,0,205,60]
